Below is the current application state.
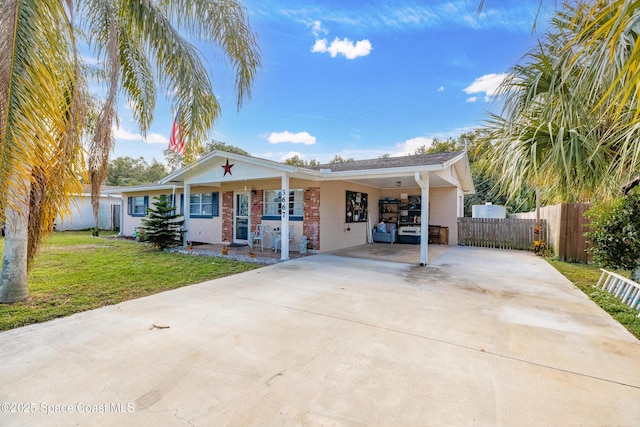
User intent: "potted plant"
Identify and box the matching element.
[221,241,229,255]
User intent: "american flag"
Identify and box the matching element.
[169,110,186,156]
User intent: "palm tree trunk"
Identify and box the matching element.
[0,180,31,303]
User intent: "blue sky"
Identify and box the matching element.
[110,1,553,165]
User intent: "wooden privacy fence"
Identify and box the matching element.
[457,218,545,250]
[510,203,592,263]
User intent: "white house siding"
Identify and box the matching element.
[189,217,222,243]
[428,187,458,244]
[57,195,120,231]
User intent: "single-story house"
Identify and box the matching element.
[56,185,121,231]
[117,150,474,264]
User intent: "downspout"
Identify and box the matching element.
[415,172,429,266]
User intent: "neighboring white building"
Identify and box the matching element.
[56,185,121,231]
[116,151,475,265]
[472,203,507,219]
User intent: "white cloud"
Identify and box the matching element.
[466,96,477,103]
[280,151,305,161]
[273,3,543,34]
[393,137,434,156]
[437,86,445,92]
[144,133,170,144]
[312,37,372,60]
[267,130,316,145]
[463,73,506,101]
[310,20,327,38]
[113,126,168,145]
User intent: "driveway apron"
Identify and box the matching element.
[1,246,639,426]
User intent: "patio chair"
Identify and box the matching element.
[250,224,268,251]
[274,225,295,253]
[372,222,397,243]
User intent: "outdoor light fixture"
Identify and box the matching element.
[396,181,402,187]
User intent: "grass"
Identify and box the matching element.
[548,259,640,340]
[0,231,259,331]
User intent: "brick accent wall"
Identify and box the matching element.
[303,187,320,250]
[222,191,233,242]
[250,190,263,231]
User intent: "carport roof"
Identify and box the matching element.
[309,151,463,172]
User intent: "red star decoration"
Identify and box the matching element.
[221,159,234,176]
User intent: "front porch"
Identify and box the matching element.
[178,241,453,265]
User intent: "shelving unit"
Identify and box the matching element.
[399,195,421,226]
[379,195,446,244]
[378,200,399,225]
[397,195,422,244]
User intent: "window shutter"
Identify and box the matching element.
[212,192,219,217]
[127,197,132,215]
[144,196,149,212]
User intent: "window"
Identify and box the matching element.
[263,189,303,219]
[189,192,219,218]
[127,196,148,217]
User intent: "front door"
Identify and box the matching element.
[234,192,250,243]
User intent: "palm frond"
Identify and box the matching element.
[1,0,86,264]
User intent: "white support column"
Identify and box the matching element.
[415,172,429,266]
[280,175,290,260]
[183,184,191,247]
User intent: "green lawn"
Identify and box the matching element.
[548,259,640,340]
[0,231,259,331]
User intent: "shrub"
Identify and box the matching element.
[585,192,640,279]
[137,195,185,250]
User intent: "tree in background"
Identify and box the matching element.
[329,155,355,164]
[107,157,168,186]
[414,137,460,155]
[585,192,640,281]
[164,140,250,173]
[283,155,318,167]
[410,131,536,216]
[1,1,260,303]
[138,195,185,250]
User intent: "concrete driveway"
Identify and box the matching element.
[1,246,639,426]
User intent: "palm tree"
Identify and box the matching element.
[0,0,260,303]
[563,0,640,183]
[1,1,86,302]
[478,2,640,205]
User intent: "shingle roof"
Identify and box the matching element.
[308,151,464,172]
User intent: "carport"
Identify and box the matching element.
[1,246,639,425]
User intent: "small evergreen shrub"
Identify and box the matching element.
[137,195,185,250]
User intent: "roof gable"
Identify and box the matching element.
[160,150,298,184]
